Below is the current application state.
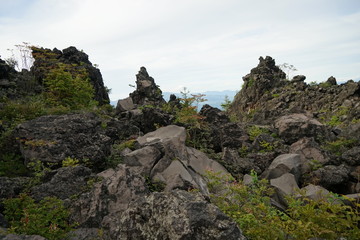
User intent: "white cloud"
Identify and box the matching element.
[0,0,359,100]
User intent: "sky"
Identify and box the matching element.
[0,0,359,101]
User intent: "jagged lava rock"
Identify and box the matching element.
[103,190,246,240]
[15,113,112,168]
[229,56,286,121]
[31,46,109,104]
[274,113,330,144]
[229,56,360,125]
[129,66,165,106]
[30,166,93,201]
[131,125,228,193]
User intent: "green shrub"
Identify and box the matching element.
[324,137,357,156]
[0,96,47,126]
[62,157,80,167]
[247,125,270,141]
[206,170,360,240]
[221,95,232,111]
[43,63,97,110]
[0,153,28,177]
[3,194,75,240]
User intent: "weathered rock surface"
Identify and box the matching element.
[262,154,301,182]
[102,190,246,240]
[129,67,165,106]
[309,164,350,193]
[289,137,329,173]
[68,164,149,228]
[0,234,47,240]
[132,125,228,194]
[0,177,28,200]
[274,114,330,144]
[30,166,93,201]
[14,113,112,168]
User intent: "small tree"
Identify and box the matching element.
[279,63,297,80]
[221,95,232,111]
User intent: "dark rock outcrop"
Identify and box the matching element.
[31,46,109,104]
[129,67,165,106]
[30,166,93,201]
[14,113,112,169]
[229,57,360,125]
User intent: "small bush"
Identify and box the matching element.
[247,125,270,141]
[206,170,360,240]
[0,153,28,177]
[62,157,80,167]
[3,194,75,240]
[324,137,357,156]
[43,63,97,110]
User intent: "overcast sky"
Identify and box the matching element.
[1,0,359,100]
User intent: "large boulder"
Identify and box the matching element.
[14,113,112,169]
[270,173,300,208]
[102,190,246,240]
[290,137,329,173]
[262,154,301,183]
[274,114,330,144]
[130,125,228,194]
[309,164,351,194]
[30,166,93,201]
[68,164,149,228]
[229,56,286,121]
[0,177,28,200]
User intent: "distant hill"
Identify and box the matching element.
[111,90,237,110]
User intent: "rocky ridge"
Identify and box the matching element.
[0,49,359,239]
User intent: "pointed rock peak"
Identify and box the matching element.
[130,67,165,106]
[138,66,150,79]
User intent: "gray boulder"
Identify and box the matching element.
[0,177,28,199]
[102,190,246,240]
[274,114,329,144]
[262,154,301,183]
[342,146,360,166]
[116,97,135,113]
[270,173,300,208]
[68,164,149,227]
[290,137,329,173]
[129,67,165,106]
[310,164,350,193]
[297,184,331,201]
[130,125,228,194]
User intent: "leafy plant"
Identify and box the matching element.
[3,194,75,240]
[206,170,360,240]
[62,157,80,167]
[308,159,323,171]
[324,137,357,156]
[247,125,270,141]
[145,176,166,192]
[0,153,28,177]
[259,140,275,152]
[43,63,97,110]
